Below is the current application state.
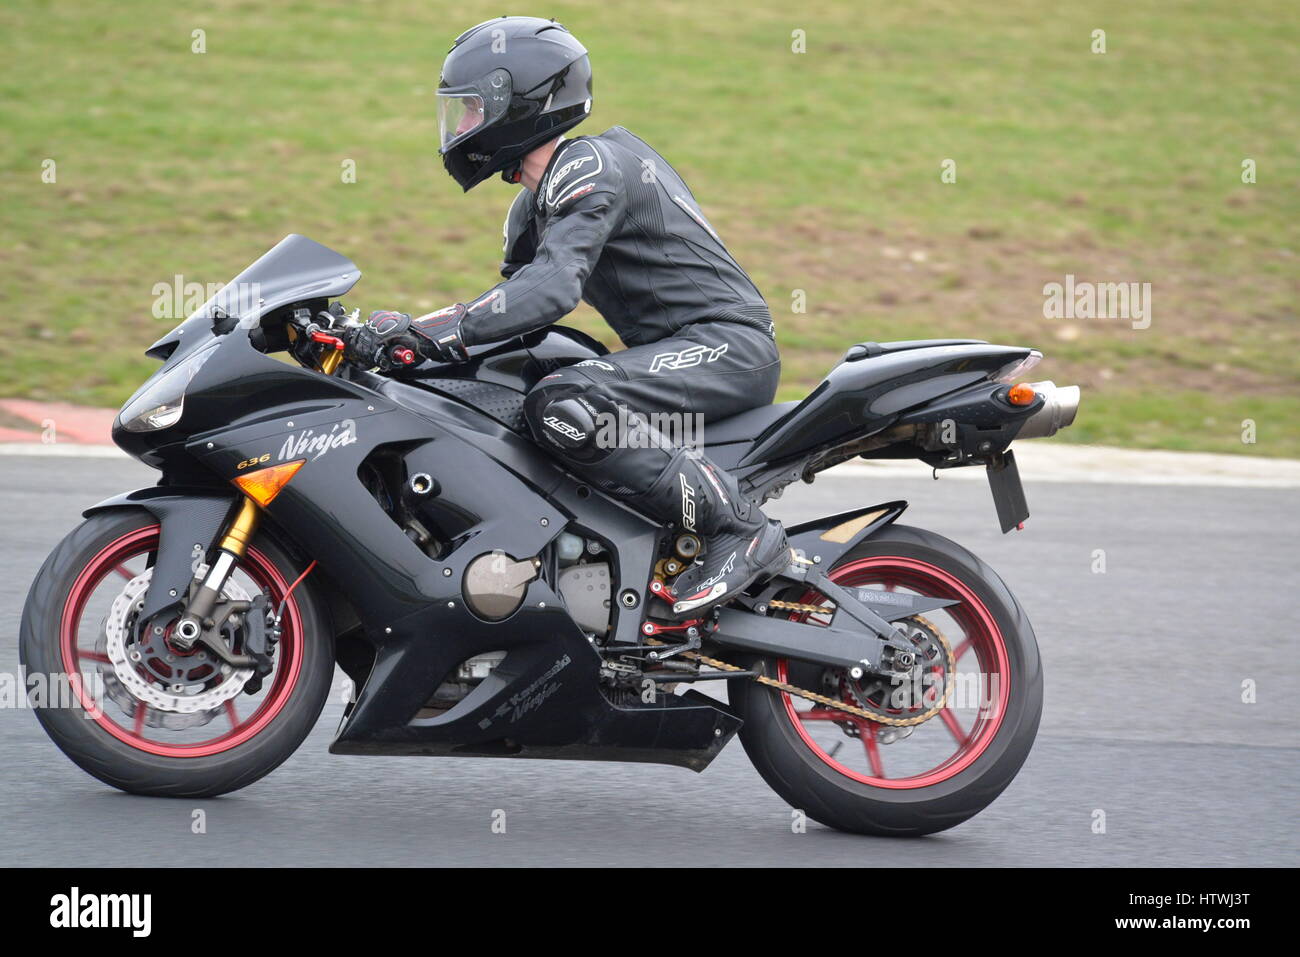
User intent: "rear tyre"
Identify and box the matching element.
[731,523,1042,836]
[20,508,333,798]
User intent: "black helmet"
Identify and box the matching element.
[437,17,592,191]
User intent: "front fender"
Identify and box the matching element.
[84,486,239,624]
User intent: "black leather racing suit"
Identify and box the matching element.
[458,127,788,615]
[465,126,776,348]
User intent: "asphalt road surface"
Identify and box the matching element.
[1,452,1296,867]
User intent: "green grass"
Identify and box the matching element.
[2,0,1296,455]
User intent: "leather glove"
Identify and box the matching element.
[344,310,422,372]
[410,303,471,363]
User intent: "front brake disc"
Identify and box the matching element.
[101,568,255,728]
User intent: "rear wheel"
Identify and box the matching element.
[731,523,1042,835]
[20,509,333,797]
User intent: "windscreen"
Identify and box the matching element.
[148,234,361,357]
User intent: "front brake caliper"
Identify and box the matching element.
[238,594,276,695]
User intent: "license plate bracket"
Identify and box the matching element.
[987,450,1029,533]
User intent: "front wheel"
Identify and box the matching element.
[731,523,1043,836]
[20,508,334,798]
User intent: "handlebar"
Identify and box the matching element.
[285,304,356,373]
[288,304,422,374]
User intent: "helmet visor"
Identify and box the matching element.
[438,92,487,151]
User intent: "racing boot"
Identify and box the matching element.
[641,448,789,617]
[546,399,790,618]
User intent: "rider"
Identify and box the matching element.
[345,16,789,618]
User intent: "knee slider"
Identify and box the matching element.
[535,395,601,454]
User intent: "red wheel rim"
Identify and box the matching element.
[59,525,305,757]
[778,555,1010,789]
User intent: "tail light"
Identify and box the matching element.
[994,351,1043,384]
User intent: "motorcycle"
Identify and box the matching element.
[21,235,1079,835]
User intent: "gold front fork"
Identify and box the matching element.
[218,496,261,559]
[171,495,261,650]
[319,348,343,376]
[291,320,345,376]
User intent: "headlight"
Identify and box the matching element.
[119,344,216,433]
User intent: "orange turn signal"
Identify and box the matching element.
[1007,383,1037,406]
[234,459,305,506]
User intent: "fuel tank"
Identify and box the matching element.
[393,326,610,395]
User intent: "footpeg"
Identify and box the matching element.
[648,578,677,604]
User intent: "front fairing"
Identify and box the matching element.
[146,234,361,360]
[115,236,364,466]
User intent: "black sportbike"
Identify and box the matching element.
[22,235,1079,835]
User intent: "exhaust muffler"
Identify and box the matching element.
[1016,381,1081,439]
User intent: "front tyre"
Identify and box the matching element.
[731,524,1043,836]
[20,509,333,798]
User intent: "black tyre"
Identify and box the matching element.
[19,508,333,798]
[731,523,1042,836]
